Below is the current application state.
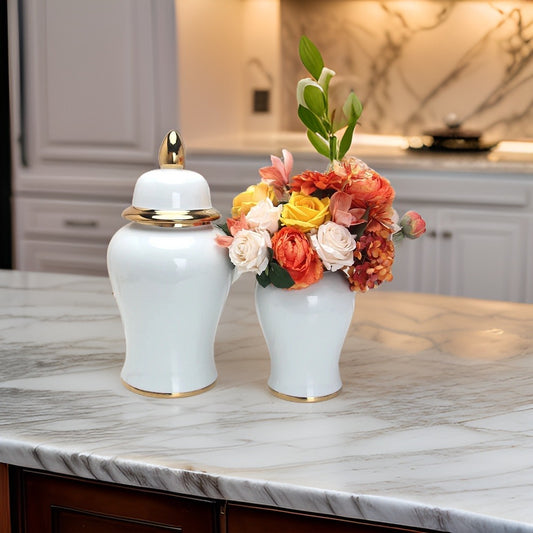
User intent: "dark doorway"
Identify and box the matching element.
[0,0,12,269]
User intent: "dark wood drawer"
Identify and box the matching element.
[12,469,217,533]
[225,502,443,533]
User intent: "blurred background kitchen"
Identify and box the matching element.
[4,0,533,301]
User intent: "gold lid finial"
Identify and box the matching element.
[158,130,185,169]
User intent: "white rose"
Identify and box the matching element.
[228,229,271,275]
[310,222,356,272]
[246,199,282,234]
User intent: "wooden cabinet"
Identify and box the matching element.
[225,503,432,532]
[3,466,443,533]
[9,469,217,533]
[1,464,10,533]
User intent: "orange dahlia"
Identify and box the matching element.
[290,169,347,196]
[347,233,394,292]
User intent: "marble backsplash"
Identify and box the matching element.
[280,1,533,141]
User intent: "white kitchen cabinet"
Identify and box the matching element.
[390,205,532,302]
[436,209,530,302]
[14,198,128,276]
[8,0,177,274]
[381,169,533,303]
[17,241,111,277]
[384,201,438,295]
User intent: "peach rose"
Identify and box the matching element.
[231,182,277,219]
[246,198,282,234]
[310,221,356,272]
[271,227,323,290]
[280,193,330,233]
[228,229,271,276]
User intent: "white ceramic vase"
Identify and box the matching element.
[255,272,356,402]
[107,131,232,397]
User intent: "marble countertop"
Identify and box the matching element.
[187,132,533,176]
[1,270,533,532]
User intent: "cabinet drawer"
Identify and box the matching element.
[226,503,440,532]
[16,240,110,277]
[15,198,128,242]
[15,469,217,533]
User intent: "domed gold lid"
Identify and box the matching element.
[122,130,220,228]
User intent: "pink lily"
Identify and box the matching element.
[330,191,366,227]
[259,149,293,200]
[215,215,251,248]
[227,214,250,236]
[215,234,233,248]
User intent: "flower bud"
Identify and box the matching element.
[400,211,426,239]
[296,78,325,115]
[317,67,336,92]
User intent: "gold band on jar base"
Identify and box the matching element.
[121,379,216,398]
[268,386,341,403]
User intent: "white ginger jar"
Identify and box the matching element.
[107,131,232,397]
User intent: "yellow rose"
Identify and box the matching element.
[231,183,277,218]
[280,193,330,232]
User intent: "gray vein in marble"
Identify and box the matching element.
[281,1,533,140]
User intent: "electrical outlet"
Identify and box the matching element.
[253,89,270,113]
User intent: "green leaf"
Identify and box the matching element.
[331,106,349,132]
[269,262,295,289]
[307,130,330,159]
[299,35,324,80]
[354,208,370,240]
[342,91,363,124]
[303,84,326,116]
[338,123,355,160]
[217,222,231,236]
[298,105,328,138]
[256,269,271,288]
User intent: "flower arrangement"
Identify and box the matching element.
[216,36,425,292]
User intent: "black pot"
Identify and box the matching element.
[409,118,496,152]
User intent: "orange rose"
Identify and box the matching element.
[344,166,395,234]
[271,227,323,290]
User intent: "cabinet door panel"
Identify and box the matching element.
[52,507,181,533]
[21,470,215,533]
[19,0,166,166]
[438,210,529,302]
[0,464,10,533]
[226,503,434,532]
[383,202,438,294]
